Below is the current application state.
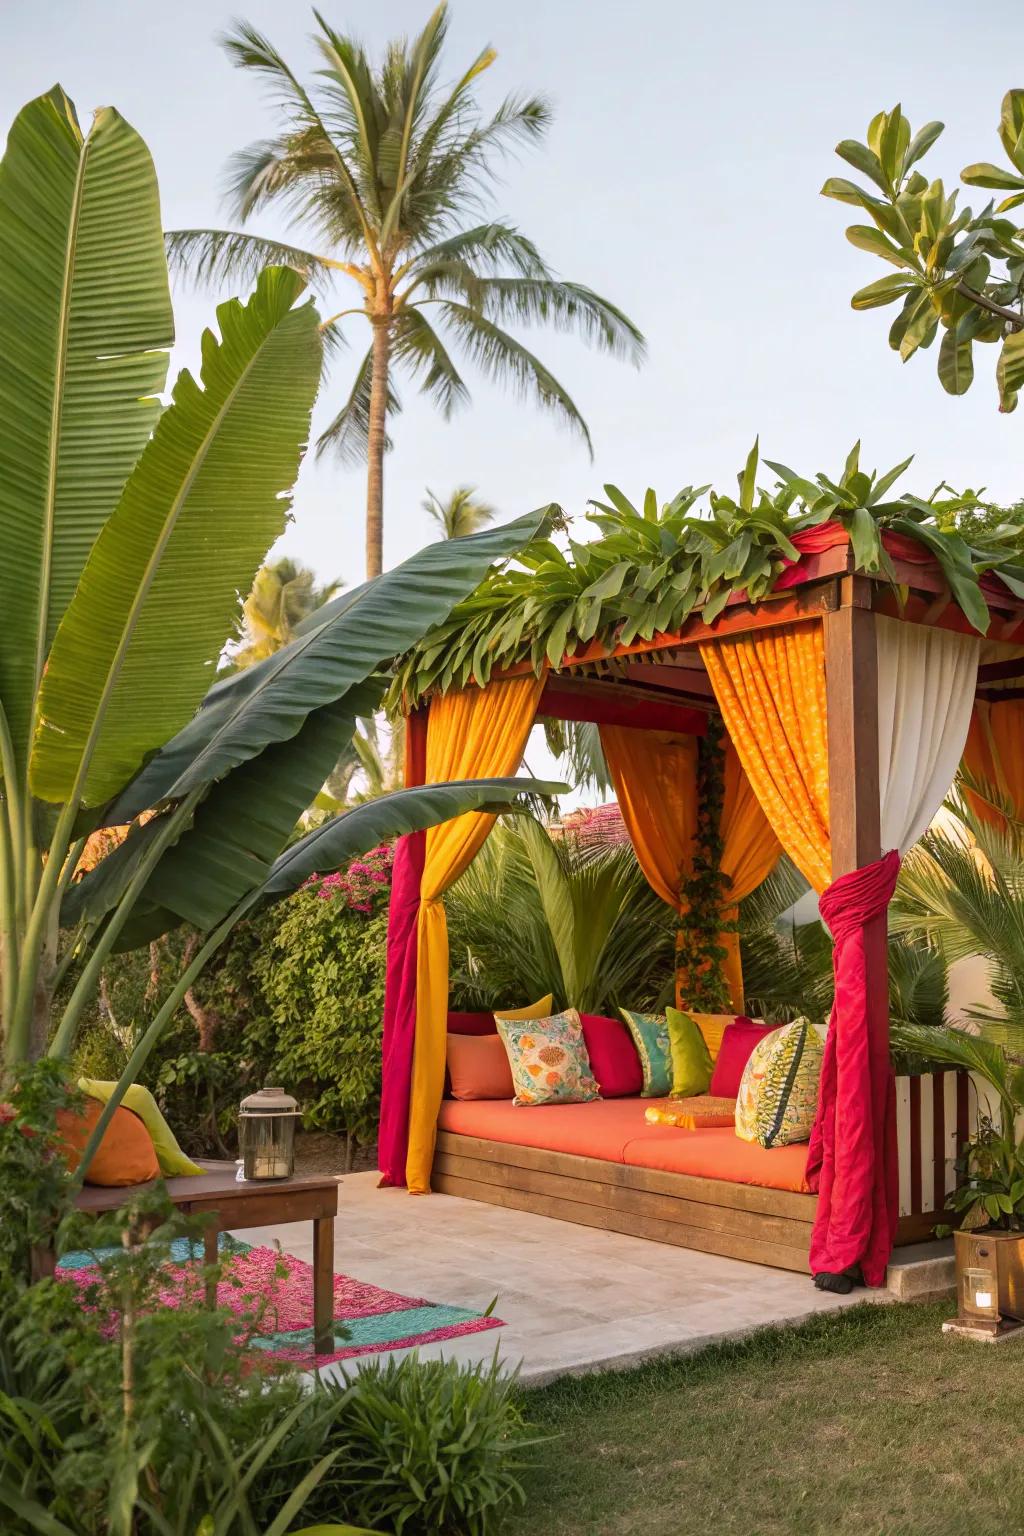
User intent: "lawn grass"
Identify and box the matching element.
[510,1299,1024,1536]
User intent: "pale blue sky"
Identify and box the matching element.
[4,0,1023,594]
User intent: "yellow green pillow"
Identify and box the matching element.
[665,1008,714,1098]
[493,994,553,1022]
[79,1079,203,1177]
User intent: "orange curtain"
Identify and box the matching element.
[600,726,697,911]
[406,674,544,1192]
[601,726,779,1010]
[700,622,831,893]
[962,697,1024,823]
[719,744,781,1008]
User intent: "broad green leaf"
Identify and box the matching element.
[518,812,578,1002]
[848,506,882,572]
[100,508,556,827]
[0,87,173,772]
[835,138,890,195]
[846,224,918,271]
[899,293,939,360]
[821,176,873,206]
[960,161,1024,193]
[997,329,1024,413]
[31,266,321,806]
[937,328,974,395]
[738,437,759,513]
[851,274,916,310]
[904,120,944,171]
[868,454,914,504]
[260,778,568,902]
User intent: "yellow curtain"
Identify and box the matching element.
[600,726,697,911]
[962,697,1024,824]
[700,622,831,894]
[406,673,544,1192]
[719,743,781,1008]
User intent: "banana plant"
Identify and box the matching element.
[0,86,563,1090]
[821,96,1024,409]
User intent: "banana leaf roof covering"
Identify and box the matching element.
[390,442,1024,709]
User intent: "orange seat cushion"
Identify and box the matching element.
[436,1096,810,1193]
[446,1032,514,1101]
[57,1098,161,1186]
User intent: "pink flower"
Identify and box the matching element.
[0,1103,15,1125]
[18,1123,37,1140]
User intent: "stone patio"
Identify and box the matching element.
[236,1170,954,1386]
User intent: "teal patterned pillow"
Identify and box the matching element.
[619,1009,672,1098]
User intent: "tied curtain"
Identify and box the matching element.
[700,617,978,1285]
[380,674,544,1193]
[599,725,778,1009]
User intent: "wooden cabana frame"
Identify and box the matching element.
[382,524,1024,1280]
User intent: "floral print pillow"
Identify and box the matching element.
[495,1008,600,1107]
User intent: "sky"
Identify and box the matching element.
[4,0,1024,800]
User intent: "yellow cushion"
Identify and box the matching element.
[493,994,553,1022]
[688,1013,741,1063]
[79,1079,203,1177]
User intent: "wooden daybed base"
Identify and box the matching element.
[433,1131,942,1274]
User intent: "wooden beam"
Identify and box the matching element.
[824,577,881,875]
[978,657,1024,683]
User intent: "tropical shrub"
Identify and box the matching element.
[0,1060,76,1286]
[446,814,677,1015]
[303,1355,528,1536]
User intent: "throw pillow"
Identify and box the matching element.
[56,1098,161,1187]
[735,1018,824,1148]
[579,1014,643,1098]
[446,1033,515,1101]
[447,1011,500,1036]
[492,994,554,1023]
[495,1008,599,1107]
[665,1008,714,1098]
[79,1079,203,1177]
[685,1013,739,1063]
[619,1009,673,1097]
[708,1019,775,1098]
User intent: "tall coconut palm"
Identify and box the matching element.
[423,484,495,540]
[233,556,339,668]
[165,5,645,578]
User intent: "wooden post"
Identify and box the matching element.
[823,577,881,876]
[312,1213,335,1355]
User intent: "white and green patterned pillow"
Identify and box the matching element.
[495,1008,599,1107]
[619,1009,672,1098]
[734,1017,823,1148]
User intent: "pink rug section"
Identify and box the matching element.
[58,1243,504,1368]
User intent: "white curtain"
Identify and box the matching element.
[876,616,979,854]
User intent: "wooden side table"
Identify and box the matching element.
[73,1161,340,1355]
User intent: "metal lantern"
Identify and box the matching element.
[239,1086,301,1181]
[946,1228,1024,1341]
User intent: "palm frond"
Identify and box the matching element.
[435,299,593,455]
[164,229,336,293]
[542,719,612,795]
[406,222,549,280]
[391,307,468,416]
[315,346,401,462]
[221,129,340,224]
[477,278,646,363]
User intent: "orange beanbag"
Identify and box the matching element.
[446,1032,515,1101]
[56,1097,161,1186]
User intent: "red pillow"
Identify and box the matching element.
[579,1014,643,1098]
[709,1019,775,1098]
[446,1033,514,1100]
[447,1011,498,1037]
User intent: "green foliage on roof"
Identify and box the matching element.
[390,441,1024,708]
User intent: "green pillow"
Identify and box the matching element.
[665,1008,713,1098]
[79,1079,204,1177]
[619,1009,672,1098]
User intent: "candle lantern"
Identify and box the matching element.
[239,1086,301,1181]
[946,1228,1024,1340]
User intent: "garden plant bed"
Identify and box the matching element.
[510,1300,1024,1536]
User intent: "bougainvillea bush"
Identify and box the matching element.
[72,847,394,1164]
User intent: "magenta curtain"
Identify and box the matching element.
[806,850,901,1286]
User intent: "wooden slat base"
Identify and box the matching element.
[433,1132,939,1274]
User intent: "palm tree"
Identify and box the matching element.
[232,556,339,669]
[423,484,495,540]
[165,5,645,578]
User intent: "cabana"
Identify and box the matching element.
[379,512,1024,1288]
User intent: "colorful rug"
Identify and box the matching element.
[56,1236,504,1368]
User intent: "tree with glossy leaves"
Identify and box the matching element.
[422,484,495,540]
[821,95,1024,409]
[165,4,645,579]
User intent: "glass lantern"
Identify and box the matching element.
[239,1086,301,1181]
[960,1263,1001,1329]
